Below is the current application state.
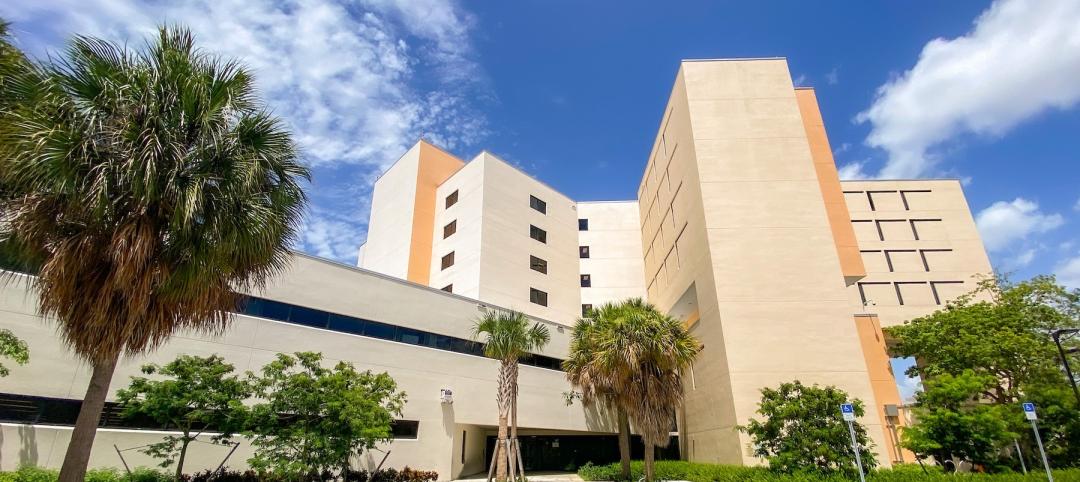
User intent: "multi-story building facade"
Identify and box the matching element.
[1,58,993,477]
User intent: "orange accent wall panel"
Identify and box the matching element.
[853,314,913,464]
[795,88,866,283]
[408,141,465,284]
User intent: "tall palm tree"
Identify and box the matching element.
[473,310,550,482]
[567,298,699,482]
[565,301,636,481]
[0,26,308,481]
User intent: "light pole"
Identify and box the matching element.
[1051,329,1080,407]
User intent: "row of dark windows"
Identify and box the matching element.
[240,297,564,371]
[0,392,420,438]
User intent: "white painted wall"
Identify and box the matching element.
[361,144,422,277]
[0,256,610,479]
[577,201,646,312]
[475,153,582,325]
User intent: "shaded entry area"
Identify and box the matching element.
[485,434,679,472]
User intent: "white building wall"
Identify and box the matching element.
[577,201,646,314]
[429,160,485,299]
[0,256,610,479]
[360,144,422,275]
[475,153,582,325]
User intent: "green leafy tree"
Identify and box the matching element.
[473,310,551,482]
[885,276,1080,468]
[116,355,252,479]
[0,328,28,376]
[0,24,308,481]
[742,381,877,475]
[901,371,1015,468]
[246,351,407,479]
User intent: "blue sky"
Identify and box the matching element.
[2,0,1078,284]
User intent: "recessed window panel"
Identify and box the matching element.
[579,246,590,258]
[445,190,458,208]
[530,195,547,214]
[580,274,592,287]
[441,252,455,270]
[328,314,366,335]
[578,219,589,231]
[443,220,457,238]
[530,288,548,306]
[364,321,397,340]
[289,305,329,328]
[530,225,547,243]
[530,255,548,274]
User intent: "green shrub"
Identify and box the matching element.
[577,460,1080,482]
[0,466,173,482]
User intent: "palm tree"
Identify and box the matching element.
[567,298,699,482]
[0,26,308,481]
[565,301,636,481]
[473,310,550,482]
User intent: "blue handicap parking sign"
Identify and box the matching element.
[1022,402,1035,412]
[841,404,854,413]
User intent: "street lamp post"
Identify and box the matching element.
[1051,329,1080,407]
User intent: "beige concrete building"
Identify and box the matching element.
[1,57,993,476]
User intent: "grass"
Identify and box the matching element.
[577,460,1080,482]
[0,467,173,482]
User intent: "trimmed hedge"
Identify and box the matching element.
[577,460,1080,482]
[0,466,439,482]
[0,467,172,482]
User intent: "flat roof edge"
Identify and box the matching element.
[682,57,786,62]
[840,178,963,182]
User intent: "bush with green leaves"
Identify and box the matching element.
[117,355,252,479]
[577,460,1080,482]
[0,467,172,482]
[245,351,407,478]
[741,381,876,475]
[886,276,1080,469]
[0,328,29,377]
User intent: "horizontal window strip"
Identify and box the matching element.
[0,392,419,438]
[238,297,565,372]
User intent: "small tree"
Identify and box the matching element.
[247,352,406,478]
[900,370,1015,468]
[0,328,28,376]
[742,381,876,475]
[116,355,251,478]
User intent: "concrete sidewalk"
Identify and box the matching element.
[453,472,584,482]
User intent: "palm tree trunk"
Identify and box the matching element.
[510,362,520,481]
[495,360,513,482]
[643,440,655,482]
[617,408,631,481]
[58,352,119,482]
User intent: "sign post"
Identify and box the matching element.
[841,403,866,482]
[1024,403,1053,482]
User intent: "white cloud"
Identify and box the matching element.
[1074,197,1080,211]
[975,198,1064,252]
[855,0,1080,178]
[1001,247,1038,271]
[837,161,870,180]
[2,0,488,262]
[1056,253,1080,289]
[792,73,807,86]
[825,67,839,86]
[4,0,485,170]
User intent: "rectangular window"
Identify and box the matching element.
[578,218,589,231]
[581,304,593,317]
[530,255,547,274]
[580,274,592,287]
[461,431,467,464]
[579,246,590,258]
[443,220,457,238]
[445,190,458,208]
[530,225,547,243]
[530,195,547,214]
[441,284,453,293]
[441,252,455,270]
[391,420,420,439]
[530,288,548,307]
